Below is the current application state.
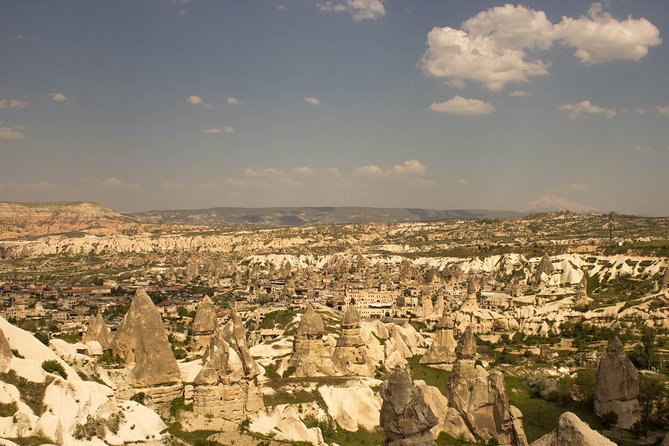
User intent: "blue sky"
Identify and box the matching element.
[1,0,668,214]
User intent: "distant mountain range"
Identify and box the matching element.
[0,198,604,239]
[522,194,599,214]
[127,206,525,227]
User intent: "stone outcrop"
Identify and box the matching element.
[594,336,641,429]
[82,312,112,350]
[530,412,616,446]
[110,288,182,408]
[290,304,338,377]
[332,305,376,376]
[0,327,12,371]
[534,255,554,284]
[223,309,261,379]
[446,326,527,446]
[189,327,263,423]
[379,368,438,446]
[420,313,456,367]
[190,295,218,353]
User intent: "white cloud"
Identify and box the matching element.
[244,167,283,178]
[656,106,669,116]
[0,99,28,109]
[353,164,384,176]
[420,27,549,92]
[49,93,69,103]
[0,125,26,140]
[509,90,532,97]
[277,4,286,10]
[96,177,139,189]
[0,181,52,191]
[305,97,321,106]
[455,178,469,185]
[226,97,246,105]
[389,160,426,175]
[632,144,653,152]
[430,96,495,115]
[559,100,616,119]
[186,95,213,109]
[318,0,385,22]
[554,3,662,65]
[463,4,555,51]
[420,3,660,91]
[293,166,315,175]
[202,127,233,134]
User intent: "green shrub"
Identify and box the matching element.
[42,360,67,379]
[130,392,146,405]
[0,401,18,417]
[97,351,124,367]
[173,348,187,360]
[599,411,618,429]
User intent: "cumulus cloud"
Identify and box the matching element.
[96,177,139,189]
[0,99,28,109]
[354,160,427,177]
[353,164,384,176]
[0,125,26,140]
[202,128,222,134]
[455,178,469,185]
[226,97,246,105]
[305,97,321,106]
[293,166,315,175]
[554,3,662,64]
[318,0,385,22]
[509,90,532,97]
[223,126,235,134]
[430,96,495,115]
[186,95,213,109]
[632,144,653,152]
[0,181,53,191]
[462,4,555,51]
[559,100,617,119]
[420,3,661,91]
[389,160,426,175]
[49,93,69,103]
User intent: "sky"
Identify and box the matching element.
[1,0,668,215]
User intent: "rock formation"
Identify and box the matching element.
[82,312,112,350]
[190,295,218,353]
[0,327,12,371]
[530,412,616,446]
[446,326,527,446]
[594,336,641,429]
[420,312,456,367]
[534,255,554,284]
[332,304,375,376]
[190,327,263,422]
[110,288,182,408]
[662,265,669,290]
[290,304,338,377]
[223,309,261,379]
[379,368,438,446]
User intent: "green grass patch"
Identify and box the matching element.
[505,375,603,443]
[407,355,450,394]
[0,370,52,415]
[167,423,219,445]
[323,427,385,446]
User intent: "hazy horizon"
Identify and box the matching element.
[1,1,668,215]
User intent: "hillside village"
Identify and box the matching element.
[0,204,668,445]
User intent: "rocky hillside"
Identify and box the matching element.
[0,201,142,239]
